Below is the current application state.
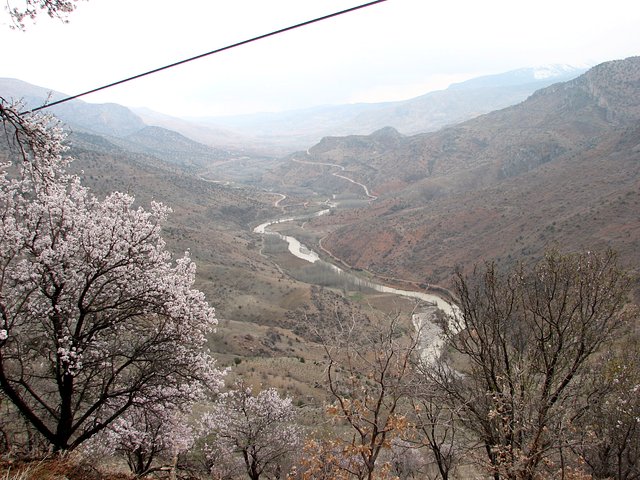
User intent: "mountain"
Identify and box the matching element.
[1,65,586,157]
[133,107,285,157]
[448,64,583,89]
[282,57,640,290]
[189,65,586,149]
[0,78,247,166]
[106,125,239,168]
[280,59,636,194]
[0,78,146,137]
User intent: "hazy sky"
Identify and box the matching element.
[1,0,639,117]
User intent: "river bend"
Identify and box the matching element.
[253,210,459,361]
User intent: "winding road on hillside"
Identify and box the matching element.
[272,193,286,208]
[292,156,377,200]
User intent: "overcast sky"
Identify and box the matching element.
[1,0,639,117]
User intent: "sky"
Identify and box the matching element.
[1,0,639,118]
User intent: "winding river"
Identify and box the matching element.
[257,153,460,359]
[254,209,332,264]
[253,210,458,361]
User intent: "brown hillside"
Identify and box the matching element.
[273,57,639,198]
[309,57,640,290]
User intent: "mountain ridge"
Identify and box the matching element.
[2,64,586,156]
[186,65,586,148]
[0,77,251,167]
[291,56,640,290]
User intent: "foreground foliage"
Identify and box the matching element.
[0,100,224,453]
[200,381,301,480]
[427,250,634,480]
[0,84,638,480]
[313,315,417,480]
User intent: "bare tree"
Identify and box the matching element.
[429,250,632,480]
[315,314,420,480]
[571,333,640,480]
[407,387,463,480]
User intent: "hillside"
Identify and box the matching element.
[188,65,585,149]
[275,58,636,195]
[134,106,291,157]
[285,57,640,290]
[340,65,587,135]
[0,77,146,137]
[0,78,392,338]
[0,78,257,163]
[4,101,404,406]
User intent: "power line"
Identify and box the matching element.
[22,0,388,115]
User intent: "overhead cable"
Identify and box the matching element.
[22,0,388,115]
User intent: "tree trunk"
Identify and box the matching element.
[54,373,74,451]
[169,448,178,480]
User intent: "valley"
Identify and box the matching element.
[265,58,640,301]
[36,56,639,394]
[2,55,639,479]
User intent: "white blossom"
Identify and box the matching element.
[0,99,225,452]
[199,382,302,479]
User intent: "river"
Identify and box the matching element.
[253,209,331,264]
[253,210,459,361]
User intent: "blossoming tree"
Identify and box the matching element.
[199,381,301,480]
[0,100,224,452]
[6,0,82,29]
[85,399,199,476]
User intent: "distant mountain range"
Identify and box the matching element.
[2,64,586,156]
[286,57,640,290]
[0,78,248,167]
[0,78,147,137]
[183,65,586,148]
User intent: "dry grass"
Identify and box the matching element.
[0,455,133,480]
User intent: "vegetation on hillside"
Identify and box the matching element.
[1,5,639,477]
[1,106,636,477]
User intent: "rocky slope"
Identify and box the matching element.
[286,58,638,196]
[305,57,640,288]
